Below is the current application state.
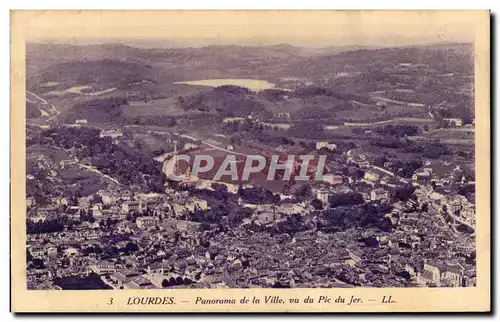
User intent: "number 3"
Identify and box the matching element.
[108,298,114,305]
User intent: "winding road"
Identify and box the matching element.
[78,163,123,186]
[26,90,60,121]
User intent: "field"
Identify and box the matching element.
[26,145,70,164]
[123,98,183,117]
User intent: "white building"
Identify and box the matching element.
[371,188,389,201]
[60,158,79,169]
[364,171,380,183]
[92,204,104,220]
[316,187,329,205]
[122,201,142,214]
[64,247,79,257]
[316,141,337,151]
[183,142,199,150]
[185,198,209,212]
[136,216,158,229]
[100,129,123,139]
[26,197,36,208]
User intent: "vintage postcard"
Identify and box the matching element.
[10,11,490,312]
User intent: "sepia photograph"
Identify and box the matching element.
[10,10,490,312]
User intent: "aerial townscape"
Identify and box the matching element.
[25,40,476,290]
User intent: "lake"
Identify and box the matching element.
[174,79,278,92]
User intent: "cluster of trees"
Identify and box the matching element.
[54,272,112,290]
[65,97,128,123]
[258,88,289,102]
[178,86,272,120]
[238,186,280,204]
[292,85,357,102]
[29,126,101,149]
[38,126,165,193]
[288,121,325,139]
[225,122,299,150]
[374,124,419,138]
[370,136,452,160]
[396,159,423,178]
[170,184,252,228]
[329,192,364,208]
[124,115,177,127]
[188,203,252,229]
[26,101,42,118]
[370,137,404,149]
[82,245,103,256]
[392,184,416,201]
[317,203,393,233]
[100,242,141,258]
[289,183,313,202]
[277,213,306,236]
[26,169,55,205]
[80,210,96,223]
[34,59,157,91]
[161,276,194,288]
[27,218,64,234]
[292,107,334,120]
[403,140,451,159]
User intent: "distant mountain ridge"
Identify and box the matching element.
[27,41,472,87]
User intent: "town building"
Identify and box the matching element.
[122,201,142,214]
[30,246,45,258]
[37,206,59,217]
[443,118,463,127]
[100,129,123,139]
[363,171,380,183]
[323,174,344,185]
[110,269,140,288]
[413,170,431,185]
[92,204,104,220]
[316,187,329,205]
[316,142,337,151]
[64,247,79,257]
[136,216,158,229]
[416,261,465,287]
[370,188,389,201]
[26,197,36,208]
[90,261,116,275]
[60,158,79,169]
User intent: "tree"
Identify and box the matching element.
[311,198,323,210]
[93,194,103,204]
[31,258,45,269]
[278,213,304,236]
[124,242,139,253]
[393,185,415,201]
[199,222,211,232]
[26,249,33,262]
[290,183,313,202]
[353,169,365,180]
[329,192,364,208]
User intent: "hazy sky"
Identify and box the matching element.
[20,11,483,48]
